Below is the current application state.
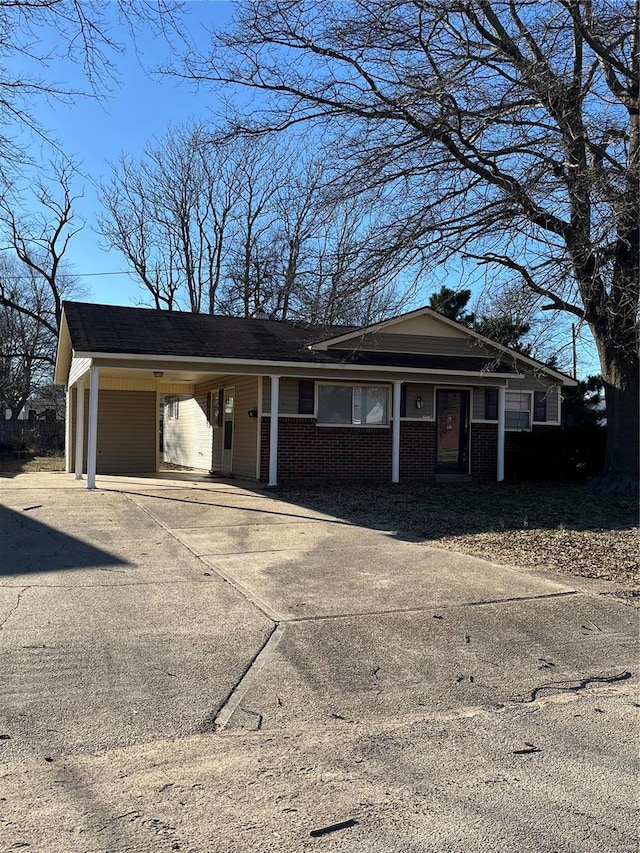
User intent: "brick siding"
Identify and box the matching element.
[400,421,436,480]
[470,422,498,480]
[260,416,392,481]
[260,416,558,483]
[260,417,437,482]
[506,425,562,480]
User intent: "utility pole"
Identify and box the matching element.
[571,323,577,379]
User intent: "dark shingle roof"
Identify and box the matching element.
[62,301,519,374]
[63,301,352,361]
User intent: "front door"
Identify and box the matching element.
[222,387,235,474]
[436,389,470,474]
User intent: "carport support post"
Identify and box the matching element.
[497,386,506,482]
[268,374,280,486]
[392,380,401,483]
[65,386,72,472]
[74,380,85,480]
[86,368,99,490]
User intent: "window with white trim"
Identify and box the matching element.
[317,384,389,425]
[167,397,179,420]
[505,391,531,431]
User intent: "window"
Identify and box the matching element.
[484,388,498,420]
[505,391,531,431]
[317,384,389,425]
[485,388,548,426]
[209,390,222,427]
[533,391,547,422]
[298,380,315,414]
[167,397,179,420]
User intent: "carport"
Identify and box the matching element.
[55,305,282,489]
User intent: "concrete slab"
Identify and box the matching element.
[173,519,402,557]
[128,489,338,529]
[0,493,161,568]
[0,529,219,585]
[0,688,637,853]
[0,578,273,756]
[202,541,574,619]
[1,473,637,853]
[221,594,638,731]
[0,478,274,757]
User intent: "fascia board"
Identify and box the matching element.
[53,312,72,385]
[74,350,522,381]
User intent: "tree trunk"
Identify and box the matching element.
[595,352,639,495]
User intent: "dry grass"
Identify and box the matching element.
[0,454,65,473]
[275,481,638,590]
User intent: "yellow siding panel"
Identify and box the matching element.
[195,375,259,478]
[71,389,157,474]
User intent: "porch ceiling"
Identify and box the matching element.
[89,366,227,384]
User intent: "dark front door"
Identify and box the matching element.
[436,389,470,474]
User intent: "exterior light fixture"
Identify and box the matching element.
[153,371,164,378]
[415,396,424,409]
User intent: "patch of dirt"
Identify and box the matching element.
[0,455,65,473]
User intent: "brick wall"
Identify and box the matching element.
[261,416,392,481]
[260,416,557,483]
[471,424,562,481]
[506,425,562,480]
[260,417,438,482]
[470,422,498,480]
[400,421,436,480]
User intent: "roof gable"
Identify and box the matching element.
[324,311,469,344]
[313,304,574,384]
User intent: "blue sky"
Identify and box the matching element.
[13,1,236,306]
[7,0,597,376]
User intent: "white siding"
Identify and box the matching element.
[163,395,213,470]
[69,357,91,387]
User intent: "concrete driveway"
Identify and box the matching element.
[0,472,637,853]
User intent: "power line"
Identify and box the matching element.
[0,269,142,280]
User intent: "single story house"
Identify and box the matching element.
[54,301,576,488]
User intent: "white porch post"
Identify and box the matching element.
[74,380,85,480]
[86,368,99,490]
[392,380,401,483]
[268,374,280,487]
[497,385,506,482]
[64,387,72,473]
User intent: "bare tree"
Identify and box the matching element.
[183,0,639,492]
[0,164,83,416]
[0,161,82,335]
[0,260,60,419]
[101,124,410,324]
[100,125,242,313]
[0,0,186,181]
[219,135,282,317]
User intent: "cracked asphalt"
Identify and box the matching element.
[0,471,638,853]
